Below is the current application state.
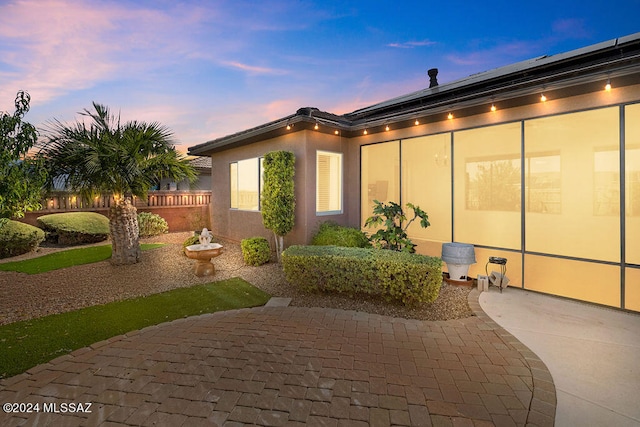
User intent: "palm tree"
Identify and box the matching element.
[40,103,197,265]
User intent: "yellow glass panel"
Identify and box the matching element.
[361,141,400,228]
[453,122,521,249]
[525,108,620,262]
[626,104,640,264]
[624,267,640,312]
[524,255,620,307]
[402,134,452,243]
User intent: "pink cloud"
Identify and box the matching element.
[221,61,289,75]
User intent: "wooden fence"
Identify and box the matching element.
[20,190,212,232]
[40,191,211,212]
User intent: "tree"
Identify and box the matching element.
[261,150,295,261]
[40,102,196,265]
[0,91,47,224]
[364,200,430,253]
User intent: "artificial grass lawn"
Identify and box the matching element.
[0,243,165,274]
[0,277,271,378]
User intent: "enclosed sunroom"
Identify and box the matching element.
[189,32,640,312]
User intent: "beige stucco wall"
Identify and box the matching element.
[209,129,351,246]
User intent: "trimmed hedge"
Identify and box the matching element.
[37,212,109,245]
[311,221,371,248]
[282,245,442,306]
[0,220,45,259]
[138,212,169,237]
[241,237,271,266]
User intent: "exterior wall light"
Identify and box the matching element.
[314,122,319,130]
[447,113,454,120]
[605,79,612,91]
[491,104,497,112]
[363,129,368,135]
[540,93,547,102]
[385,125,390,131]
[414,119,420,126]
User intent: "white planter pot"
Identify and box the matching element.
[446,263,471,281]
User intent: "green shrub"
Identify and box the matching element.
[0,220,45,258]
[311,221,371,248]
[37,212,109,245]
[241,237,271,266]
[137,212,169,237]
[182,235,201,254]
[282,245,442,306]
[364,200,430,253]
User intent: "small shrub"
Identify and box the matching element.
[182,235,201,254]
[311,221,371,248]
[282,245,442,306]
[241,237,271,266]
[138,212,169,237]
[37,212,109,245]
[0,220,45,258]
[364,200,430,253]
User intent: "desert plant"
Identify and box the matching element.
[137,212,169,237]
[241,237,271,266]
[37,212,109,245]
[40,102,196,264]
[311,221,371,248]
[0,220,45,258]
[364,200,430,253]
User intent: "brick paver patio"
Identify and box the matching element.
[0,290,555,426]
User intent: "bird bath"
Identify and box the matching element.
[184,229,223,276]
[185,243,223,276]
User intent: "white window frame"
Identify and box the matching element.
[316,150,343,215]
[229,157,263,211]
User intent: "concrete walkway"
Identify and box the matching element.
[1,291,555,426]
[480,288,640,427]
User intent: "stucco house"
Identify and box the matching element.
[189,33,640,312]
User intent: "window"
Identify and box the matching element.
[316,151,343,214]
[229,157,261,211]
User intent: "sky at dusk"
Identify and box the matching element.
[1,0,639,153]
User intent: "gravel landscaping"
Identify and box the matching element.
[0,232,473,326]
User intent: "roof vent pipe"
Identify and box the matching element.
[428,68,439,88]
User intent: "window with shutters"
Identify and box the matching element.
[316,150,342,214]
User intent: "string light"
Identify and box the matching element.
[314,122,319,130]
[414,119,420,126]
[334,130,339,135]
[447,113,454,120]
[490,104,497,112]
[540,93,547,102]
[385,125,390,131]
[363,129,368,135]
[605,79,612,91]
[286,123,291,130]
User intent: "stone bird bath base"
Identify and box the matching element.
[184,228,223,276]
[185,243,223,276]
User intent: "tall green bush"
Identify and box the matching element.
[261,151,295,261]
